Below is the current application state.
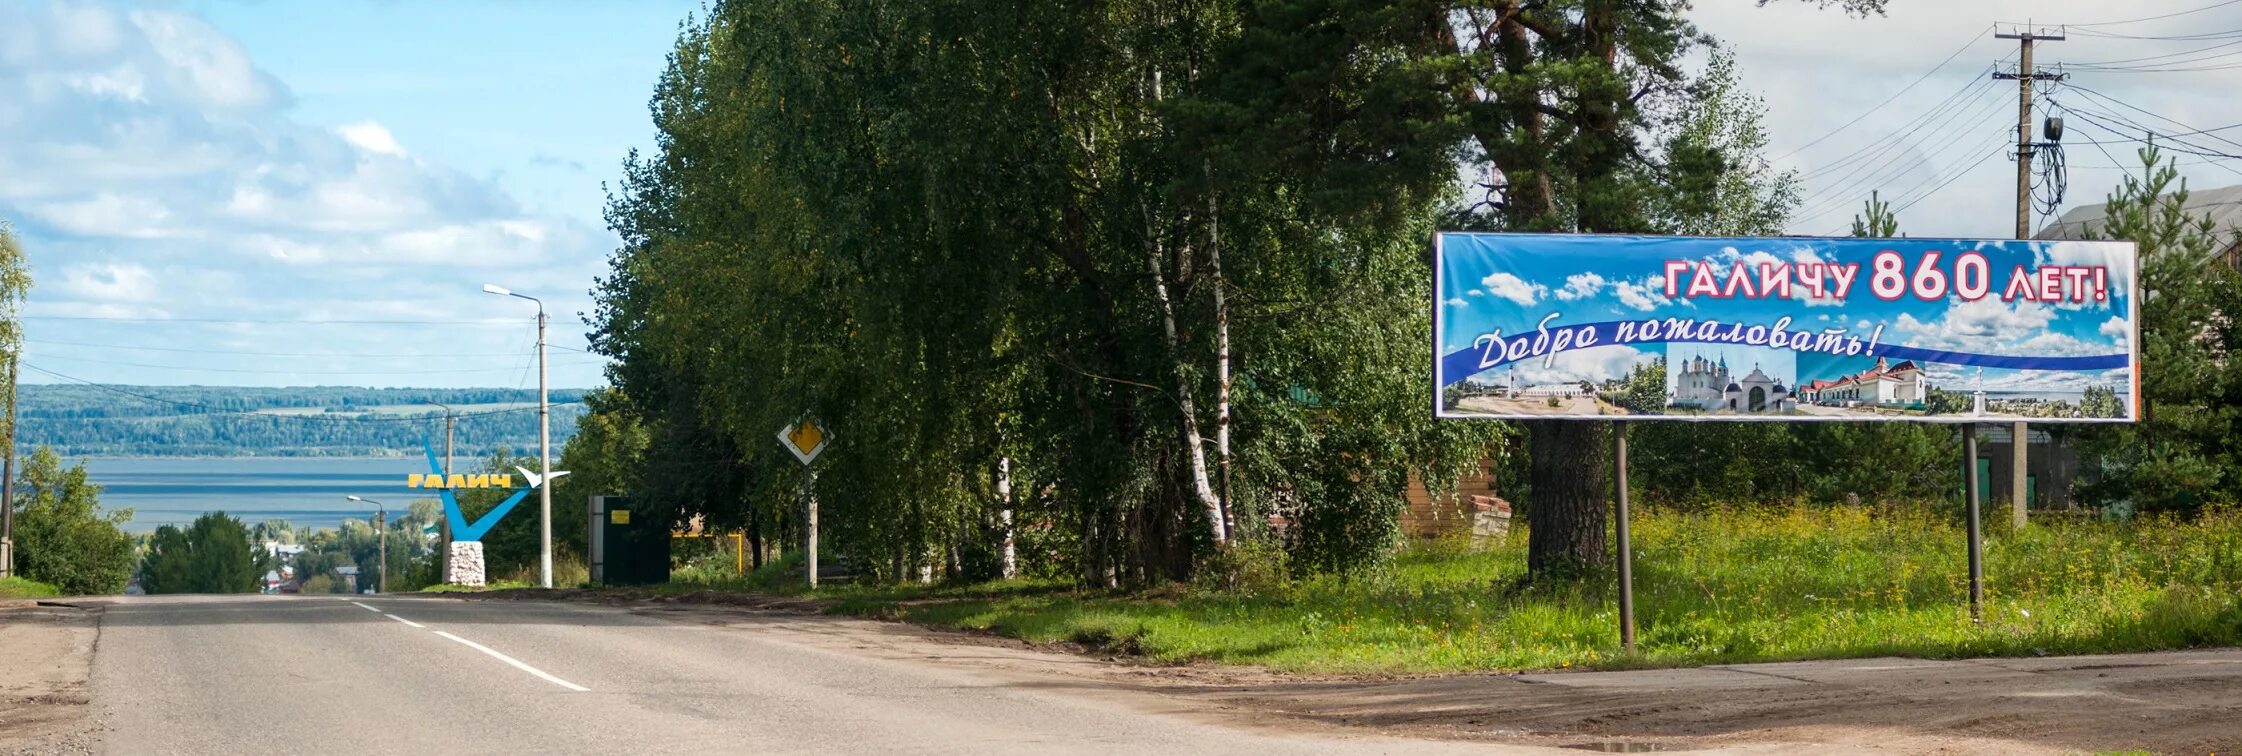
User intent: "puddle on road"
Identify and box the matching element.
[1561,742,1677,753]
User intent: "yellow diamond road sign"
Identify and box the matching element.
[778,419,830,465]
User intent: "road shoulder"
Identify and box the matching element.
[445,592,2241,754]
[0,603,100,755]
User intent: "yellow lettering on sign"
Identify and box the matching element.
[448,474,467,489]
[466,474,488,488]
[495,475,513,488]
[407,473,426,488]
[610,509,630,525]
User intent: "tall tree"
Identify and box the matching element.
[2076,145,2242,510]
[13,448,133,595]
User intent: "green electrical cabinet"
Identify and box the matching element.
[591,496,670,586]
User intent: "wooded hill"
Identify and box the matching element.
[16,385,590,457]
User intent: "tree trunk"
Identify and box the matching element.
[1205,174,1237,540]
[1143,68,1227,548]
[1525,419,1610,576]
[996,455,1017,580]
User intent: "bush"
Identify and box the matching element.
[13,448,134,596]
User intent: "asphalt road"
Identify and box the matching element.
[88,595,1500,756]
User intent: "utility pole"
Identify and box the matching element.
[377,503,387,594]
[537,306,551,588]
[1,352,15,580]
[433,402,456,579]
[1994,23,2062,530]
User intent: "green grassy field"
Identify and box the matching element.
[0,576,61,599]
[675,506,2242,675]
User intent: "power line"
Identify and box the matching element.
[1792,86,2011,217]
[2068,0,2242,28]
[18,362,583,423]
[1797,64,2007,183]
[2067,36,2242,67]
[2064,85,2242,153]
[1773,25,1993,161]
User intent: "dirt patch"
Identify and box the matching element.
[452,589,2242,754]
[0,604,100,754]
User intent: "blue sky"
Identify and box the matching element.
[2,1,699,388]
[1436,234,2134,396]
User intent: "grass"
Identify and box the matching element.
[0,576,62,599]
[677,505,2242,676]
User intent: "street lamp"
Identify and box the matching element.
[346,496,387,594]
[484,283,553,589]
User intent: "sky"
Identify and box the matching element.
[1691,0,2242,238]
[2,0,698,389]
[1434,234,2135,398]
[2,1,2233,389]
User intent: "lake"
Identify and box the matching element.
[77,457,438,532]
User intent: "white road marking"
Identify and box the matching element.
[433,630,591,692]
[384,614,425,628]
[351,601,382,612]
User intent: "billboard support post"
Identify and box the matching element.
[1964,423,1984,622]
[1613,423,1636,654]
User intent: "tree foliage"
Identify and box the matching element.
[11,448,134,595]
[139,512,266,595]
[2076,146,2242,512]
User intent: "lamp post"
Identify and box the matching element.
[430,401,455,579]
[483,283,552,589]
[346,496,386,594]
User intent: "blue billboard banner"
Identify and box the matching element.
[1434,233,2139,423]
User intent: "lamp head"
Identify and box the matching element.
[481,284,512,297]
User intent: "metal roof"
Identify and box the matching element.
[2036,183,2242,240]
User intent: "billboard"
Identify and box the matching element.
[1435,233,2138,423]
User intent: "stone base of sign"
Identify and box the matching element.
[1468,495,1513,549]
[446,541,486,587]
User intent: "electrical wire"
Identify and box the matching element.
[1774,25,1994,161]
[2063,87,2242,155]
[1792,86,2012,218]
[2067,0,2242,27]
[1796,64,2008,184]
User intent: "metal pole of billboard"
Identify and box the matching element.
[1613,422,1636,654]
[1963,423,1984,622]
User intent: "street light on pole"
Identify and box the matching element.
[430,401,456,580]
[483,283,553,589]
[346,496,386,594]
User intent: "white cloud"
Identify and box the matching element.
[1556,272,1605,301]
[1892,298,2116,357]
[2099,315,2130,348]
[58,262,158,302]
[1467,288,1486,297]
[1443,297,1469,308]
[1480,272,1548,307]
[1612,276,1677,312]
[337,121,407,157]
[0,2,613,389]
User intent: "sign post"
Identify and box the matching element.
[1433,232,2141,644]
[778,419,830,588]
